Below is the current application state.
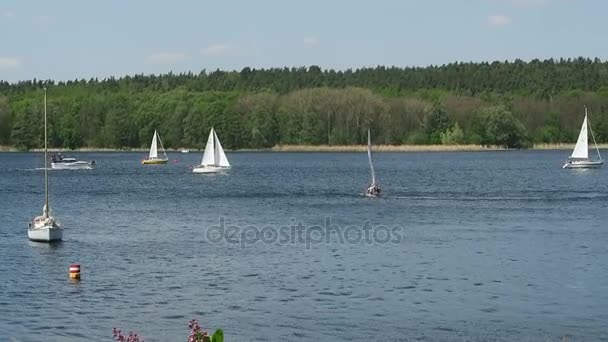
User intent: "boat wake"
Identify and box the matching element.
[17,167,50,171]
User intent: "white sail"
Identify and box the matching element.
[214,130,230,168]
[367,128,376,184]
[149,130,159,159]
[570,112,589,160]
[201,128,216,166]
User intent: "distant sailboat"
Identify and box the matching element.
[142,130,168,164]
[28,87,63,242]
[365,128,381,197]
[192,127,231,174]
[563,107,603,169]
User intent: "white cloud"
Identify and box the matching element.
[303,36,319,46]
[2,11,15,18]
[201,44,234,57]
[487,15,512,26]
[0,57,20,68]
[146,52,187,64]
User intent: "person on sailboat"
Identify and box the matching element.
[366,182,381,196]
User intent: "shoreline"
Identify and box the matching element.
[1,143,606,153]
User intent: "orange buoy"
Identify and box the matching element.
[69,263,81,279]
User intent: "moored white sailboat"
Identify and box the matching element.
[563,107,603,169]
[192,127,231,174]
[365,128,381,197]
[28,87,63,242]
[142,130,168,164]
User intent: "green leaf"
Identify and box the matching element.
[211,329,224,342]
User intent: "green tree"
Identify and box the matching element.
[440,122,465,145]
[423,102,453,144]
[0,96,12,145]
[473,105,530,148]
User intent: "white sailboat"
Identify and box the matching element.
[365,128,381,197]
[141,130,168,164]
[28,87,63,242]
[563,107,603,169]
[192,127,231,174]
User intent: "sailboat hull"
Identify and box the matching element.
[28,225,63,242]
[142,158,168,165]
[563,160,603,169]
[192,165,230,174]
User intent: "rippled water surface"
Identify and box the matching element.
[1,151,607,341]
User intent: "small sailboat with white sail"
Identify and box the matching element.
[192,127,231,174]
[141,130,168,164]
[28,87,63,242]
[365,128,381,197]
[563,107,603,169]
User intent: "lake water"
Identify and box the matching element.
[0,151,607,341]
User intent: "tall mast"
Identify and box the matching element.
[44,87,49,218]
[212,127,219,165]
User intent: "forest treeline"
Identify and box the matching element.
[2,57,608,150]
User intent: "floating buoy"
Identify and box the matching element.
[69,263,81,280]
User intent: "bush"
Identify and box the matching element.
[440,122,465,145]
[404,131,428,145]
[112,319,223,342]
[423,102,453,144]
[472,105,530,148]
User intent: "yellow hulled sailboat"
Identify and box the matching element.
[142,130,168,165]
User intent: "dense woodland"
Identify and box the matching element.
[2,57,608,150]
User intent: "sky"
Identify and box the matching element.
[0,0,606,82]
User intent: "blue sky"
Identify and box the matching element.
[0,0,605,82]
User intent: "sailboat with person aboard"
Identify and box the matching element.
[563,106,603,169]
[28,87,63,242]
[141,130,168,165]
[365,128,381,197]
[192,127,231,174]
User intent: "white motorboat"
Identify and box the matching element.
[364,128,381,197]
[563,107,603,169]
[192,127,231,174]
[51,153,95,170]
[28,88,63,242]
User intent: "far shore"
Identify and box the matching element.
[2,143,607,153]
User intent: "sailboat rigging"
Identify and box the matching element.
[365,128,381,197]
[28,87,63,242]
[192,127,231,174]
[563,106,603,169]
[141,130,168,164]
